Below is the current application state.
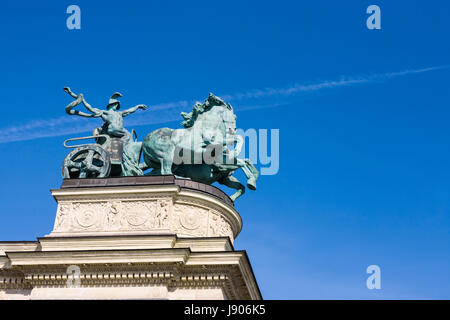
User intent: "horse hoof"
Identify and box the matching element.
[247,178,257,190]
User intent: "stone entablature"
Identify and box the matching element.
[0,235,261,300]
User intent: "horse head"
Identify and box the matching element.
[181,93,237,147]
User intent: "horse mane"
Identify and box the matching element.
[180,93,232,128]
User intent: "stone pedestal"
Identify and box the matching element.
[0,176,261,300]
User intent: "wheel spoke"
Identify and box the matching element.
[85,150,95,164]
[89,164,102,173]
[67,160,81,169]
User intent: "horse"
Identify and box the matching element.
[140,93,259,201]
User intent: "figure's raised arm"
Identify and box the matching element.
[64,87,102,118]
[121,104,148,117]
[81,96,103,117]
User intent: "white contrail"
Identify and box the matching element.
[0,65,447,144]
[221,65,450,101]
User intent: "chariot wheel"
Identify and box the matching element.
[62,145,111,179]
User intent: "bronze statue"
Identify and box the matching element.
[61,88,258,201]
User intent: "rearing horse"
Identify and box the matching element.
[141,93,259,201]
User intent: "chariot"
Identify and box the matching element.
[62,134,125,179]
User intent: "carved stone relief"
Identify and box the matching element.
[173,204,208,237]
[51,194,237,240]
[209,210,234,239]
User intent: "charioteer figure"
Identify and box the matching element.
[63,87,147,178]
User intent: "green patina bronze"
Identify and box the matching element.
[62,89,259,201]
[63,87,147,178]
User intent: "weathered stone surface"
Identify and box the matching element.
[0,180,260,300]
[0,235,261,300]
[60,175,234,207]
[49,180,240,242]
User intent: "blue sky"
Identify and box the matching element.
[0,1,449,299]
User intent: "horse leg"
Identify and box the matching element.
[160,154,175,175]
[156,143,176,175]
[219,175,245,202]
[143,154,173,175]
[160,158,172,175]
[235,158,259,190]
